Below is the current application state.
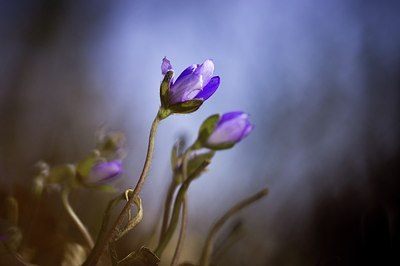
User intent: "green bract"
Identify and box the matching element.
[193,112,254,150]
[192,114,220,150]
[160,70,174,108]
[185,150,215,179]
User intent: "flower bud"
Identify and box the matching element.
[160,57,220,114]
[88,160,122,184]
[194,112,254,150]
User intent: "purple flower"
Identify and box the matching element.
[161,57,173,75]
[161,57,220,105]
[89,160,122,184]
[206,112,254,149]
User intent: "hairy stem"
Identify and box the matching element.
[199,188,268,266]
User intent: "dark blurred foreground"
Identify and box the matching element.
[1,0,400,265]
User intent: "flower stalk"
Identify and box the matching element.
[61,188,94,249]
[199,188,268,266]
[154,176,191,258]
[170,194,188,266]
[169,147,192,265]
[4,56,267,266]
[84,110,164,265]
[160,179,179,239]
[154,159,209,258]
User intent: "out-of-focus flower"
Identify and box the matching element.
[159,57,220,115]
[207,112,253,146]
[88,160,122,184]
[194,112,254,150]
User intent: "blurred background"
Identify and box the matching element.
[1,0,399,265]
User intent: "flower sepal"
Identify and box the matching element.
[76,150,101,179]
[173,149,215,183]
[194,112,254,151]
[204,141,237,151]
[167,99,204,114]
[76,151,122,189]
[192,114,220,149]
[159,70,174,108]
[185,150,215,180]
[170,137,186,173]
[158,107,172,120]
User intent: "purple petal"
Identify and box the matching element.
[195,76,220,100]
[168,59,217,104]
[206,112,253,145]
[218,111,245,126]
[90,160,122,183]
[169,65,202,103]
[173,64,197,87]
[194,59,214,86]
[161,57,173,75]
[240,123,254,141]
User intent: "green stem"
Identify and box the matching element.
[132,112,162,194]
[84,110,163,266]
[199,188,268,266]
[181,148,191,182]
[159,149,190,240]
[61,189,94,249]
[170,194,188,266]
[154,148,192,258]
[160,179,178,239]
[154,178,191,257]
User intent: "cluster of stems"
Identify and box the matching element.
[56,104,265,266]
[5,58,264,266]
[82,107,203,264]
[83,109,164,265]
[155,148,198,259]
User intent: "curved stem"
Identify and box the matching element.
[61,189,94,249]
[160,180,178,239]
[181,149,191,182]
[199,188,268,266]
[132,112,162,194]
[84,111,162,266]
[170,194,188,266]
[154,179,190,257]
[169,149,191,266]
[154,148,192,258]
[159,148,191,242]
[92,191,127,250]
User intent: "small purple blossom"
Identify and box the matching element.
[161,57,220,105]
[207,112,254,147]
[161,57,173,75]
[89,160,122,184]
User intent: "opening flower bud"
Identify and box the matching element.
[88,160,122,184]
[206,112,254,148]
[160,57,220,114]
[195,112,254,150]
